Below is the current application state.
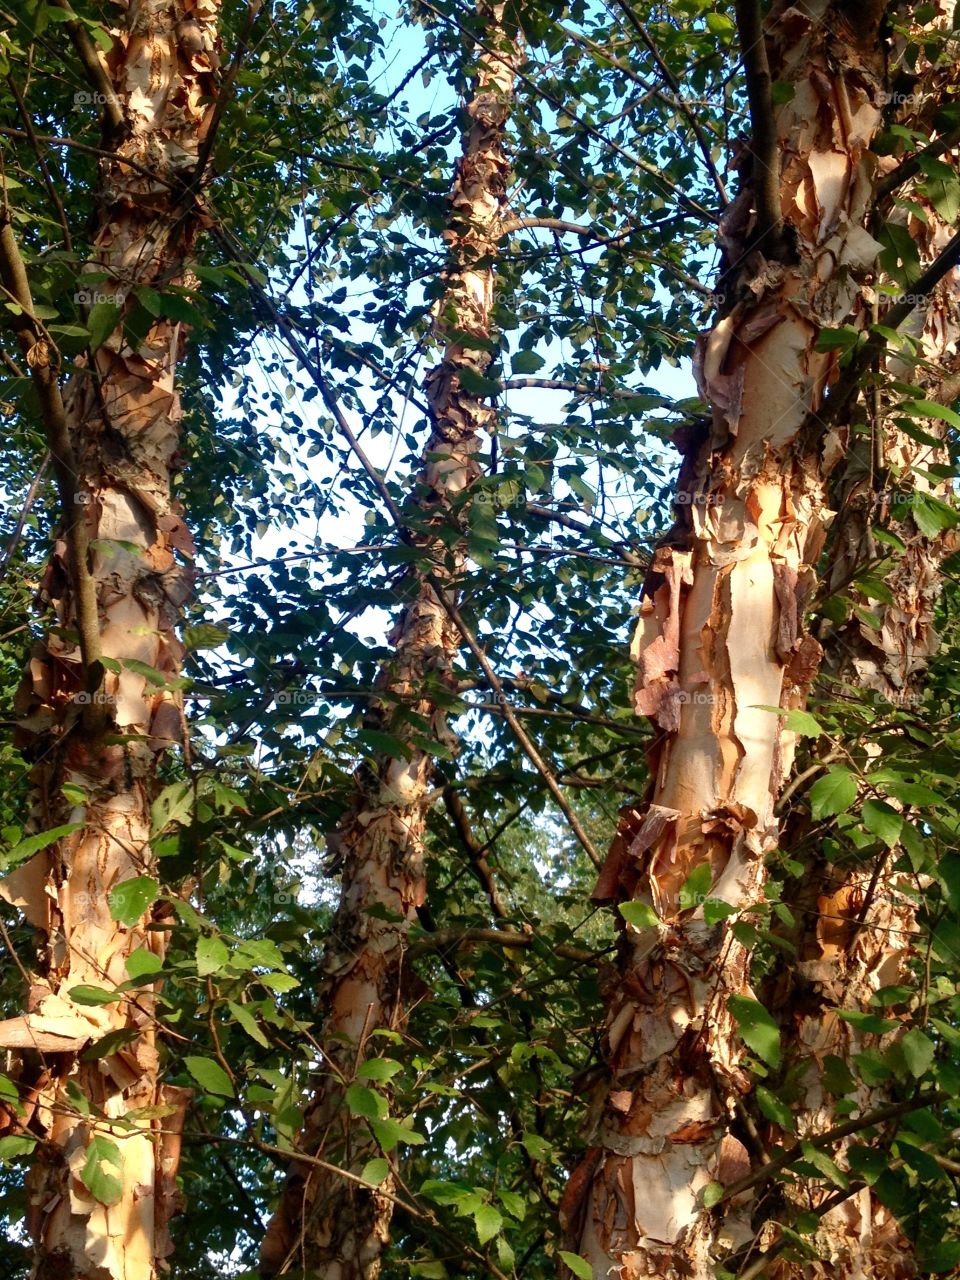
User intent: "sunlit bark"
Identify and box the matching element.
[258,14,519,1278]
[0,4,219,1277]
[560,3,896,1275]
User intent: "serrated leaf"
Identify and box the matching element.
[861,799,902,848]
[620,901,659,929]
[184,1056,234,1097]
[196,934,230,977]
[473,1204,503,1245]
[80,1135,123,1205]
[87,301,122,351]
[125,948,163,980]
[368,1115,427,1152]
[511,349,545,374]
[108,876,158,927]
[0,1135,37,1162]
[358,1058,402,1082]
[900,1027,935,1078]
[346,1084,386,1120]
[5,822,83,867]
[360,1157,390,1186]
[728,995,781,1067]
[756,1085,796,1132]
[227,1001,270,1048]
[809,768,858,819]
[679,862,712,911]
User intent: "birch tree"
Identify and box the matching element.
[259,10,519,1276]
[0,3,220,1276]
[558,2,958,1276]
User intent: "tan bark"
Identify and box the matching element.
[761,47,960,1278]
[0,4,219,1278]
[560,3,897,1276]
[258,17,518,1279]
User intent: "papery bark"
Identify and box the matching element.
[763,25,960,1276]
[258,15,518,1279]
[561,3,894,1276]
[0,4,219,1277]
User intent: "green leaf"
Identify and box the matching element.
[227,1001,270,1049]
[368,1116,427,1152]
[346,1084,386,1120]
[184,1056,234,1098]
[69,984,119,1006]
[125,948,163,980]
[80,1136,123,1206]
[497,1188,525,1220]
[61,784,87,805]
[801,1143,849,1188]
[5,822,83,867]
[473,1203,503,1245]
[809,768,858,819]
[108,876,158,927]
[702,1181,724,1209]
[620,901,659,929]
[196,935,230,977]
[679,862,712,911]
[511,349,545,374]
[837,1010,898,1034]
[360,1157,390,1186]
[861,799,902,848]
[784,709,823,738]
[756,1085,796,1132]
[87,301,122,351]
[151,781,194,833]
[357,1058,402,1082]
[912,491,958,537]
[900,1027,935,1078]
[703,898,737,925]
[728,995,781,1067]
[0,1135,37,1163]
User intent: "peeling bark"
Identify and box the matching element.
[258,16,518,1279]
[762,41,960,1278]
[561,4,897,1276]
[0,4,219,1277]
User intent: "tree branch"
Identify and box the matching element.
[0,214,104,716]
[733,0,783,251]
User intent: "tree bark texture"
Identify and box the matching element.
[0,3,219,1277]
[258,16,519,1279]
[560,3,899,1276]
[762,22,960,1276]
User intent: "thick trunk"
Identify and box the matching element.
[0,4,219,1278]
[762,62,960,1278]
[560,4,892,1276]
[258,15,518,1279]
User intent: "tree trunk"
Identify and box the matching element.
[760,41,960,1276]
[0,4,220,1277]
[258,14,518,1279]
[560,3,894,1276]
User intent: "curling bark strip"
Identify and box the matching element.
[560,3,895,1276]
[761,26,960,1275]
[258,15,519,1279]
[0,3,219,1277]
